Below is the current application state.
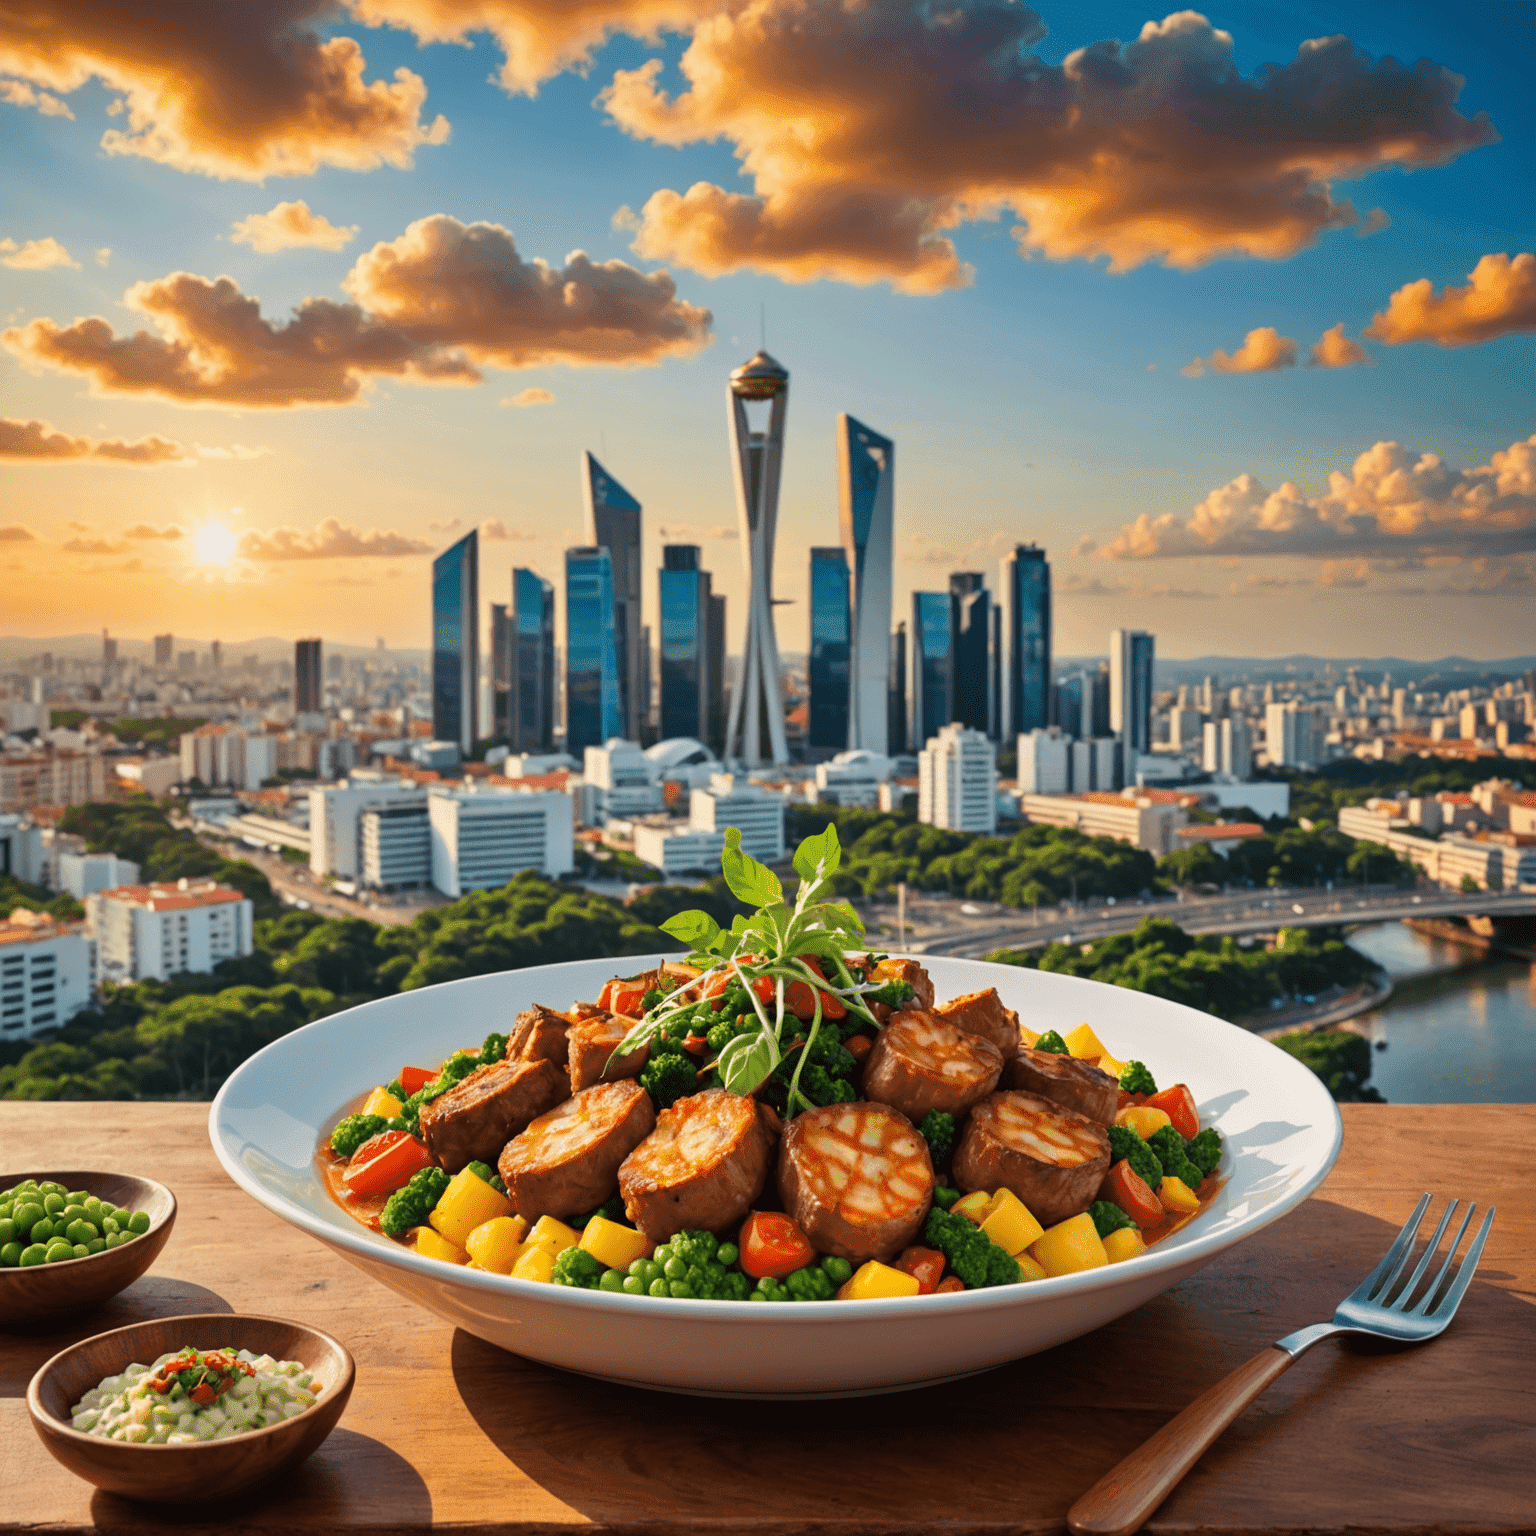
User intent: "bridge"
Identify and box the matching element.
[910,884,1536,959]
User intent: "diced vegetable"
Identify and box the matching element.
[1064,1023,1108,1060]
[1015,1251,1048,1282]
[329,1113,388,1159]
[411,1226,468,1265]
[398,1065,437,1097]
[361,1085,403,1120]
[579,1216,649,1272]
[1146,1125,1206,1190]
[1087,1200,1135,1239]
[1185,1128,1224,1177]
[1157,1175,1201,1215]
[511,1244,557,1282]
[1096,1053,1128,1080]
[950,1190,994,1224]
[430,1167,514,1248]
[785,956,848,1021]
[1029,1213,1109,1277]
[342,1131,434,1198]
[739,1211,815,1279]
[1118,1060,1158,1096]
[1115,1104,1172,1140]
[1102,1227,1146,1264]
[1145,1083,1200,1140]
[525,1214,582,1257]
[893,1246,946,1294]
[465,1216,528,1274]
[1101,1159,1165,1229]
[1032,1030,1069,1055]
[1016,1024,1041,1048]
[837,1260,921,1301]
[978,1189,1045,1257]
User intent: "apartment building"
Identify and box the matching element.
[633,823,727,880]
[0,749,108,813]
[361,802,432,889]
[0,909,95,1042]
[919,726,998,834]
[88,878,253,984]
[0,813,44,884]
[1020,790,1187,857]
[427,786,574,898]
[309,776,426,881]
[689,773,788,863]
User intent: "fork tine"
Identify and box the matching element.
[1388,1199,1456,1310]
[1425,1205,1494,1320]
[1410,1201,1475,1315]
[1346,1192,1430,1305]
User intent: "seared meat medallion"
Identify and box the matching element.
[778,1101,934,1264]
[507,1004,571,1068]
[1004,1048,1119,1126]
[932,988,1022,1055]
[567,1011,650,1092]
[861,1010,1003,1124]
[418,1057,570,1174]
[953,1090,1110,1227]
[869,956,934,1011]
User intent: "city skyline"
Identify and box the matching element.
[1,2,1531,661]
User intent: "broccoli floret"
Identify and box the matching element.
[465,1161,507,1195]
[1118,1060,1157,1095]
[802,1028,857,1078]
[792,1063,859,1112]
[1033,1030,1069,1055]
[397,1048,483,1135]
[751,1276,791,1302]
[553,1248,608,1289]
[650,1230,752,1299]
[933,1185,961,1210]
[924,1207,1021,1289]
[705,1017,747,1052]
[784,1264,836,1301]
[669,1229,718,1267]
[385,1079,405,1101]
[1146,1125,1205,1190]
[330,1113,387,1159]
[1185,1128,1224,1177]
[379,1166,451,1238]
[919,1111,956,1162]
[865,979,915,1009]
[1107,1124,1164,1189]
[1088,1200,1135,1239]
[640,1052,698,1110]
[479,1032,509,1065]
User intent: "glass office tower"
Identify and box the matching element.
[511,567,555,752]
[566,546,622,754]
[888,621,908,752]
[581,452,643,741]
[490,604,510,733]
[1055,672,1086,738]
[949,572,991,734]
[808,546,851,750]
[1110,628,1156,757]
[294,638,322,715]
[432,530,478,754]
[837,415,893,752]
[1000,544,1051,738]
[659,545,710,742]
[911,592,952,747]
[706,592,726,753]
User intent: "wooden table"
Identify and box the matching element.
[3,1103,1530,1534]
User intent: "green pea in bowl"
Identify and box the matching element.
[0,1171,176,1326]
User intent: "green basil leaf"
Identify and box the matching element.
[717,1027,780,1097]
[659,909,723,950]
[720,827,783,908]
[792,823,842,883]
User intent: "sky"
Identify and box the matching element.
[1,0,1532,663]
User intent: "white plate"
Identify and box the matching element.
[209,953,1341,1397]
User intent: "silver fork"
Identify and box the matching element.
[1068,1194,1496,1536]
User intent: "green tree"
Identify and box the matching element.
[1158,845,1227,888]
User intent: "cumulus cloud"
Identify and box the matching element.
[1318,559,1370,588]
[1183,326,1298,376]
[0,415,194,464]
[1099,432,1536,562]
[0,236,79,270]
[1308,323,1371,369]
[231,200,360,253]
[0,78,74,117]
[3,215,712,409]
[500,386,555,406]
[122,522,184,539]
[1357,207,1391,239]
[601,4,1493,291]
[477,518,536,540]
[0,0,449,181]
[95,247,111,267]
[235,518,432,559]
[0,525,38,541]
[1364,252,1536,347]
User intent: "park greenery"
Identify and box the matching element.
[1274,753,1536,828]
[1268,1028,1383,1102]
[48,713,207,748]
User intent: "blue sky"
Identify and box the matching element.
[1,0,1531,659]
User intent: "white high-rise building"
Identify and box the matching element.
[360,803,432,889]
[0,814,44,885]
[1265,702,1325,769]
[690,773,786,864]
[1220,716,1253,778]
[724,351,790,766]
[583,740,664,819]
[0,909,94,1041]
[428,785,574,898]
[89,879,253,984]
[837,413,894,753]
[1017,728,1070,794]
[58,852,140,900]
[1169,708,1203,752]
[920,725,997,833]
[309,775,426,880]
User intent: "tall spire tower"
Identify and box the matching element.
[837,414,894,753]
[581,451,642,741]
[724,350,790,766]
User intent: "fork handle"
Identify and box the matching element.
[1067,1346,1294,1536]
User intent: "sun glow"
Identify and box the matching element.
[194,522,239,565]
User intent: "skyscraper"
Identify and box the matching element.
[888,621,908,752]
[1055,672,1085,738]
[837,414,894,752]
[808,546,851,751]
[490,603,510,733]
[911,592,951,747]
[1110,628,1155,758]
[511,567,556,752]
[1000,544,1051,737]
[210,640,222,671]
[581,452,643,741]
[153,634,172,667]
[565,546,621,754]
[706,592,727,753]
[432,531,479,754]
[949,573,991,734]
[659,545,712,742]
[294,638,322,714]
[724,351,790,766]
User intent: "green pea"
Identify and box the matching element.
[128,1212,151,1235]
[18,1244,46,1267]
[39,1181,66,1197]
[67,1220,99,1245]
[647,1277,669,1297]
[71,1243,90,1259]
[13,1202,44,1236]
[598,1268,625,1293]
[821,1255,853,1284]
[119,1229,137,1243]
[45,1239,75,1263]
[715,1242,739,1267]
[746,1290,766,1301]
[30,1218,54,1245]
[621,1273,645,1295]
[67,1190,89,1203]
[84,1196,103,1217]
[0,1219,14,1244]
[0,1202,13,1222]
[0,1242,20,1266]
[667,1279,694,1299]
[663,1256,687,1281]
[60,1204,88,1227]
[85,1237,104,1255]
[104,1232,124,1249]
[102,1216,120,1235]
[42,1193,65,1216]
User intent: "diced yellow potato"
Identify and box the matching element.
[1029,1213,1109,1277]
[579,1215,648,1272]
[1115,1104,1172,1140]
[1157,1175,1201,1215]
[837,1260,921,1301]
[430,1167,514,1248]
[1097,1052,1128,1080]
[951,1190,995,1224]
[511,1244,556,1283]
[410,1226,469,1265]
[1017,1025,1041,1049]
[1064,1023,1109,1061]
[465,1215,529,1275]
[979,1188,1045,1256]
[1102,1227,1146,1264]
[361,1085,403,1120]
[1016,1252,1048,1282]
[525,1214,582,1257]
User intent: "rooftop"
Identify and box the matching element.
[95,878,248,912]
[1178,823,1266,843]
[0,909,80,946]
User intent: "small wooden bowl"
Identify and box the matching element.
[0,1170,176,1326]
[28,1313,355,1503]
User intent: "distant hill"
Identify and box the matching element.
[0,635,428,666]
[1057,653,1536,687]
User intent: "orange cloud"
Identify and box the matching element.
[0,525,38,541]
[0,78,74,118]
[501,386,555,406]
[3,215,712,408]
[1,236,79,270]
[1183,326,1298,376]
[1099,433,1536,562]
[236,519,431,559]
[0,416,194,464]
[1364,252,1536,347]
[122,523,184,538]
[231,201,359,254]
[1308,323,1371,369]
[0,0,449,180]
[601,4,1494,291]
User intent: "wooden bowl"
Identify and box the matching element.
[27,1313,355,1503]
[1,1170,176,1326]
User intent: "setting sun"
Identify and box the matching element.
[194,522,239,565]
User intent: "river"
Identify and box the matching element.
[1345,923,1536,1104]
